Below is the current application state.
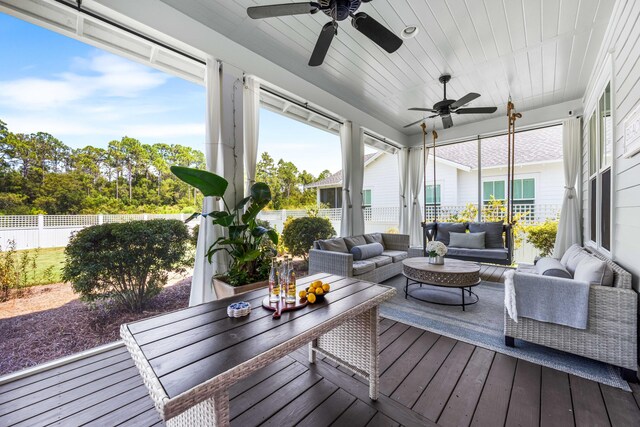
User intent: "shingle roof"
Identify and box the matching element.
[307,126,563,187]
[306,153,377,188]
[435,125,563,169]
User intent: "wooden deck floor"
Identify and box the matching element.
[479,264,512,283]
[2,313,639,426]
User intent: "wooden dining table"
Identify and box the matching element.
[120,273,396,426]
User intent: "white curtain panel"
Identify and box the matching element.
[340,121,353,237]
[190,58,222,306]
[352,127,365,235]
[397,148,410,234]
[243,76,260,196]
[408,147,425,246]
[553,119,582,258]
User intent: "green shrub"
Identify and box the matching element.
[63,219,190,313]
[0,241,53,301]
[525,220,558,257]
[282,217,335,261]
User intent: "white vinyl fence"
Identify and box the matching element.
[0,214,188,250]
[258,204,561,265]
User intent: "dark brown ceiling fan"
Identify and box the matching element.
[247,0,403,66]
[405,74,498,129]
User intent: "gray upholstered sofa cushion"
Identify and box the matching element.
[446,247,509,260]
[435,222,467,246]
[367,255,392,268]
[364,233,384,247]
[534,257,572,279]
[560,244,581,266]
[352,260,376,276]
[574,255,614,286]
[469,221,504,248]
[318,238,349,253]
[351,242,384,260]
[449,231,485,249]
[344,235,367,251]
[563,246,591,275]
[382,250,407,263]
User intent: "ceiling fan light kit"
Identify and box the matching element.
[400,25,419,39]
[247,0,403,66]
[405,74,498,129]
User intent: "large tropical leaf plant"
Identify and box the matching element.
[171,166,278,286]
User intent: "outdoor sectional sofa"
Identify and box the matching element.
[504,245,638,381]
[308,233,409,283]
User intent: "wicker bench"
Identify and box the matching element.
[504,247,638,381]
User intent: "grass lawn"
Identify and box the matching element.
[14,247,66,286]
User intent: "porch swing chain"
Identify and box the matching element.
[506,98,522,225]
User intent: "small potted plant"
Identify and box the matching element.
[426,240,447,265]
[170,166,278,298]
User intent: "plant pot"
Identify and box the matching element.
[428,255,445,265]
[213,277,269,300]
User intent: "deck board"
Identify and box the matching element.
[1,310,637,426]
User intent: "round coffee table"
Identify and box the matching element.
[402,257,481,311]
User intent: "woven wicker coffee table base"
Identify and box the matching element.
[402,257,481,311]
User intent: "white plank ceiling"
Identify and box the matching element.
[159,0,613,133]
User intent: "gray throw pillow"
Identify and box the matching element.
[534,257,572,279]
[574,255,609,286]
[318,238,349,253]
[469,222,504,249]
[449,231,485,249]
[343,235,367,251]
[364,233,384,246]
[351,242,384,260]
[435,222,467,246]
[560,244,582,267]
[565,248,589,276]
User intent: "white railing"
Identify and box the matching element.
[0,214,188,250]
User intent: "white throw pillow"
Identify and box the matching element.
[565,248,590,276]
[560,244,581,267]
[574,255,608,286]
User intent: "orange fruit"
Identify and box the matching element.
[315,287,324,295]
[322,284,330,292]
[299,290,307,299]
[307,293,316,304]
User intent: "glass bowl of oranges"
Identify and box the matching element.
[299,280,330,304]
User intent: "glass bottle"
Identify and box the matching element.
[281,256,289,296]
[286,259,296,304]
[269,258,279,303]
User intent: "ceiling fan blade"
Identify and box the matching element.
[247,2,319,19]
[428,114,438,118]
[309,22,336,66]
[351,12,403,53]
[403,118,425,128]
[408,107,437,112]
[442,114,454,129]
[450,92,480,110]
[455,107,498,114]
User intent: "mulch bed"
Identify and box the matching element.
[0,280,191,377]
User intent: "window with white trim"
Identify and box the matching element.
[362,189,372,207]
[588,83,612,251]
[425,184,441,205]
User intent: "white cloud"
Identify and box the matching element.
[0,51,170,110]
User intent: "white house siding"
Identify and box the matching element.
[362,152,399,208]
[582,0,640,291]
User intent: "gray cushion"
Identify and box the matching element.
[352,260,376,276]
[534,257,572,279]
[367,255,392,268]
[381,250,408,263]
[364,233,384,246]
[560,244,582,267]
[351,242,384,260]
[574,255,609,286]
[435,222,467,246]
[446,247,509,260]
[449,232,486,249]
[344,235,367,251]
[318,238,348,253]
[602,263,614,287]
[469,222,504,249]
[565,248,590,276]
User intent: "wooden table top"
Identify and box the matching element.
[402,257,480,274]
[121,273,394,400]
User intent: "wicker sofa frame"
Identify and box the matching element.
[504,247,638,381]
[308,233,409,283]
[422,221,513,265]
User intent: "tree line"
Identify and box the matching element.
[0,120,331,214]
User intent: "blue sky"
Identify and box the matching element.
[0,12,345,176]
